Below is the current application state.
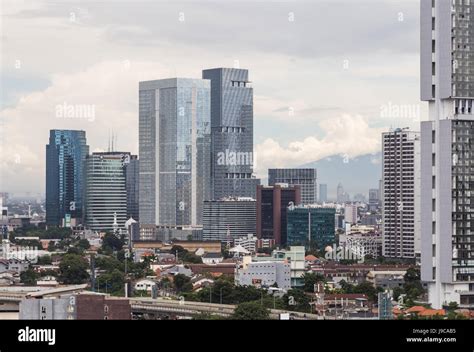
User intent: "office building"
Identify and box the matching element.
[286,205,336,251]
[420,0,474,308]
[235,260,291,291]
[382,128,420,260]
[126,155,139,221]
[139,78,211,227]
[256,184,301,246]
[84,152,132,232]
[46,130,89,227]
[319,184,328,203]
[202,197,256,242]
[202,68,259,199]
[268,168,317,205]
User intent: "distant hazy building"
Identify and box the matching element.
[46,130,89,227]
[336,183,350,203]
[202,68,259,200]
[286,205,336,251]
[420,0,474,308]
[139,78,211,227]
[368,188,380,212]
[202,197,256,242]
[344,204,358,225]
[319,184,328,203]
[268,168,317,205]
[382,128,420,259]
[256,184,301,246]
[84,152,131,232]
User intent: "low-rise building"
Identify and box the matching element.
[202,253,224,265]
[235,257,291,290]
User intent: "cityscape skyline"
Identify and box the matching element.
[1,0,424,196]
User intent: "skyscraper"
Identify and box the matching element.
[382,128,420,260]
[46,130,89,227]
[126,155,139,221]
[139,78,211,227]
[202,68,260,200]
[202,197,256,242]
[319,184,328,203]
[256,184,301,246]
[268,168,317,204]
[84,152,129,232]
[420,0,474,308]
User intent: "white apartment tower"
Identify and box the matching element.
[381,129,421,260]
[420,0,474,308]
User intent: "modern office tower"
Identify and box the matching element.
[268,168,317,205]
[336,182,350,203]
[202,68,260,200]
[202,197,256,242]
[256,184,301,246]
[319,184,328,203]
[286,205,336,251]
[344,204,358,225]
[139,78,211,227]
[126,155,139,221]
[382,128,420,260]
[45,130,89,227]
[84,152,130,232]
[420,0,474,308]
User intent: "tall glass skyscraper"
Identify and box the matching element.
[268,168,317,204]
[202,68,260,200]
[420,0,474,308]
[84,152,132,232]
[46,130,89,227]
[139,78,211,226]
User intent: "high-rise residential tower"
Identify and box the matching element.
[139,78,211,227]
[420,0,474,308]
[268,168,317,204]
[202,68,260,200]
[382,128,420,260]
[46,130,89,227]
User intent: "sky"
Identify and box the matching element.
[0,0,426,197]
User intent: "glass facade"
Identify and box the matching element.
[46,130,89,226]
[139,78,211,226]
[202,68,259,200]
[268,168,317,204]
[84,152,128,232]
[451,120,474,282]
[287,206,336,251]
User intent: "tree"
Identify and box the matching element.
[174,274,193,293]
[101,233,124,253]
[403,268,424,300]
[77,239,90,251]
[302,272,326,293]
[97,269,124,295]
[282,289,311,313]
[59,254,89,284]
[36,255,52,265]
[20,269,38,286]
[232,302,270,320]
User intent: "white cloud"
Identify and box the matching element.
[254,114,383,178]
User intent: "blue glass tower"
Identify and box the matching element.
[46,130,89,226]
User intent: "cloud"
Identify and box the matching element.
[254,114,383,178]
[0,60,173,194]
